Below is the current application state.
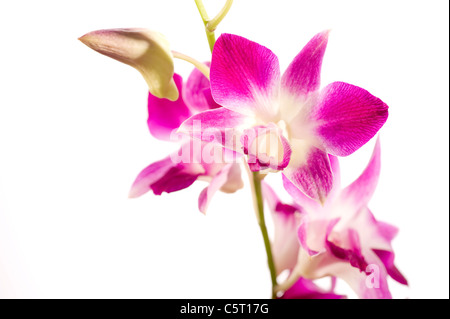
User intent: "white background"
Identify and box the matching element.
[0,0,448,298]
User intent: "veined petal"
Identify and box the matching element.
[147,73,193,141]
[283,142,333,204]
[198,163,243,214]
[339,138,381,209]
[312,82,388,156]
[183,62,220,112]
[281,30,330,97]
[211,33,280,119]
[79,28,178,100]
[178,108,255,152]
[242,124,292,172]
[282,175,321,212]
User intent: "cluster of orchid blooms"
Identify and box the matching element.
[80,1,407,299]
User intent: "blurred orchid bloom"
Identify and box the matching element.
[129,68,243,214]
[276,138,407,299]
[79,28,179,101]
[262,182,301,275]
[263,182,344,299]
[180,31,388,203]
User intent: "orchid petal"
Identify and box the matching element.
[150,165,202,195]
[283,143,333,204]
[342,207,394,252]
[373,249,408,286]
[328,155,340,190]
[178,108,255,152]
[376,221,399,242]
[312,82,388,156]
[219,163,244,193]
[298,221,320,256]
[211,33,280,119]
[242,124,292,172]
[324,254,392,299]
[183,62,220,112]
[282,175,321,212]
[147,73,193,141]
[262,183,301,273]
[340,138,381,209]
[280,277,345,299]
[129,144,205,198]
[326,225,369,273]
[281,30,330,97]
[128,156,174,198]
[79,28,178,100]
[198,164,239,214]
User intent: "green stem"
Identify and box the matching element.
[207,0,234,32]
[171,51,210,79]
[251,171,278,299]
[194,0,216,53]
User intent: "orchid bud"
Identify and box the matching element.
[79,28,178,101]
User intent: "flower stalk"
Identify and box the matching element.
[194,0,277,298]
[194,0,233,53]
[206,0,234,32]
[171,50,210,79]
[194,0,216,53]
[251,171,278,299]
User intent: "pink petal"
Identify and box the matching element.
[283,146,333,204]
[128,156,174,198]
[219,162,244,193]
[298,221,320,256]
[328,155,341,190]
[262,182,301,274]
[129,145,205,198]
[147,73,193,141]
[281,30,330,97]
[150,165,201,195]
[211,33,280,118]
[376,221,399,242]
[183,62,220,113]
[241,123,292,172]
[280,277,345,299]
[373,249,408,286]
[201,88,221,110]
[326,224,370,273]
[345,207,398,256]
[329,254,393,299]
[340,137,381,209]
[198,164,235,214]
[282,174,321,212]
[262,182,299,217]
[312,82,388,156]
[178,107,254,152]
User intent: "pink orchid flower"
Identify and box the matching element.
[274,138,407,299]
[129,67,243,214]
[180,31,388,203]
[263,183,345,299]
